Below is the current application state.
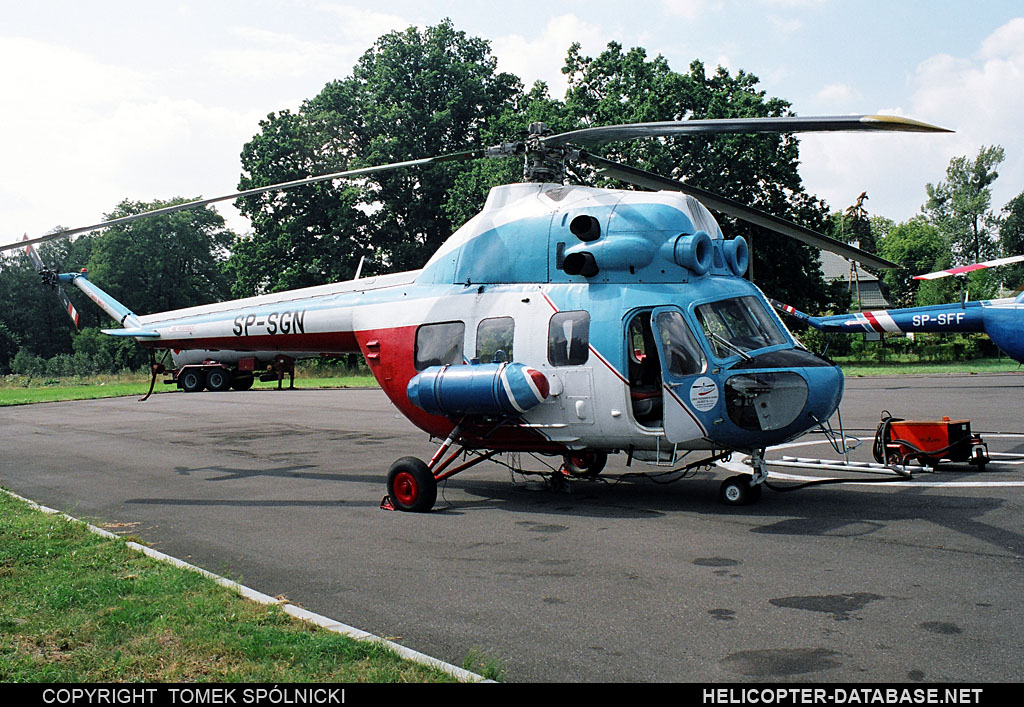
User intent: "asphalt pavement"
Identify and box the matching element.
[1,373,1021,682]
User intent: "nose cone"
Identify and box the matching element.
[711,361,844,450]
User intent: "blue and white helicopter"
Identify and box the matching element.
[773,255,1024,364]
[3,115,950,510]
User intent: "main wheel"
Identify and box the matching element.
[563,451,608,478]
[206,369,232,392]
[180,369,204,393]
[387,457,437,513]
[720,475,763,506]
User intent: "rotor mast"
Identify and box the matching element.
[486,122,576,183]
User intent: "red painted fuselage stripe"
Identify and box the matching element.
[861,311,885,332]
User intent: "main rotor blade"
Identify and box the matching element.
[544,115,951,148]
[2,149,482,253]
[583,152,898,270]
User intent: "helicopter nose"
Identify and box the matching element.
[716,363,844,447]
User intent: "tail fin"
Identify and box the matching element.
[768,298,825,329]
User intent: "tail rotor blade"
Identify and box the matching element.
[21,235,81,328]
[21,234,46,272]
[56,285,81,329]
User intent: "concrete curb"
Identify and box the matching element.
[2,488,492,683]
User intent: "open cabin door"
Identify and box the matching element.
[649,306,710,444]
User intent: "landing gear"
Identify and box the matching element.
[562,451,607,478]
[720,448,768,506]
[382,424,499,513]
[719,475,763,506]
[386,457,437,513]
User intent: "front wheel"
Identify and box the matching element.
[720,475,763,506]
[387,457,437,513]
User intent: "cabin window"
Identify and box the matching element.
[696,296,786,358]
[548,310,590,366]
[655,310,706,376]
[476,317,514,363]
[415,321,465,370]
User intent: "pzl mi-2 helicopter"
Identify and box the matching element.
[4,115,950,510]
[772,254,1024,365]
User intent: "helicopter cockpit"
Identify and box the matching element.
[622,289,842,455]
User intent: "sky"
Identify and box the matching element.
[3,0,1023,248]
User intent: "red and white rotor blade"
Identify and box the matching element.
[914,255,1024,280]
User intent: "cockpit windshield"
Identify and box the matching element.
[696,296,787,358]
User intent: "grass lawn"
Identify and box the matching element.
[0,491,467,682]
[838,357,1022,377]
[0,374,379,407]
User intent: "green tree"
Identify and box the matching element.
[0,322,20,374]
[86,198,235,316]
[11,348,46,377]
[0,235,98,360]
[998,191,1024,289]
[925,145,1005,265]
[876,216,947,307]
[231,20,522,294]
[230,108,369,295]
[559,45,837,311]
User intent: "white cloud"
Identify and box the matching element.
[0,37,258,240]
[756,0,827,7]
[814,82,863,109]
[311,3,414,42]
[661,0,722,19]
[797,17,1024,223]
[207,27,358,82]
[769,16,804,35]
[491,14,608,98]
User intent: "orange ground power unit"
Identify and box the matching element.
[887,417,972,465]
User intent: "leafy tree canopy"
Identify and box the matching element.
[86,198,235,316]
[232,19,521,294]
[559,44,836,311]
[998,191,1024,289]
[924,145,1005,265]
[876,216,948,307]
[230,28,843,311]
